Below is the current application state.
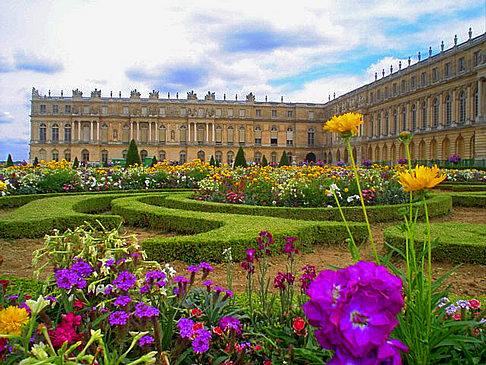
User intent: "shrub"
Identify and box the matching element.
[33,156,39,167]
[261,155,268,167]
[233,147,247,168]
[6,154,13,167]
[279,151,289,167]
[72,156,79,168]
[126,139,141,167]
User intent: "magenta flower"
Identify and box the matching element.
[191,328,211,353]
[220,316,242,334]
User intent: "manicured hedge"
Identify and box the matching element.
[449,192,486,208]
[110,194,368,263]
[0,194,128,238]
[439,184,486,192]
[162,193,452,223]
[383,223,486,264]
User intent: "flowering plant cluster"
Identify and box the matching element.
[447,154,462,164]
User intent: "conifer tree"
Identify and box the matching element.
[33,156,39,167]
[125,139,141,167]
[6,154,13,167]
[233,146,247,168]
[72,156,79,168]
[279,151,289,167]
[261,154,268,167]
[209,155,216,166]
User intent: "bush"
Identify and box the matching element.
[126,139,141,167]
[72,156,79,168]
[279,151,289,167]
[33,156,39,167]
[449,192,486,207]
[261,155,268,167]
[6,154,13,167]
[233,147,247,168]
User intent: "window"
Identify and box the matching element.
[140,150,148,161]
[433,98,439,127]
[159,108,166,116]
[40,105,46,114]
[309,111,314,120]
[179,151,186,164]
[197,151,205,162]
[458,57,465,72]
[254,126,262,145]
[180,108,186,117]
[53,105,58,114]
[101,150,108,164]
[52,150,59,161]
[422,101,427,129]
[370,92,374,103]
[432,68,439,82]
[101,123,108,142]
[385,113,389,135]
[216,109,222,117]
[401,80,406,93]
[64,150,71,161]
[158,125,166,144]
[444,63,450,77]
[393,109,397,134]
[255,109,262,118]
[197,125,204,144]
[239,126,245,144]
[215,126,222,144]
[159,151,166,161]
[254,152,261,164]
[122,123,130,143]
[227,126,234,144]
[385,87,389,99]
[64,124,71,142]
[475,88,479,117]
[215,151,222,164]
[411,76,416,89]
[122,150,128,159]
[82,149,89,162]
[271,110,277,119]
[459,91,466,122]
[52,124,59,142]
[83,106,90,114]
[402,107,407,130]
[377,115,381,136]
[446,94,452,125]
[102,106,108,115]
[308,128,315,146]
[421,72,427,86]
[227,151,234,165]
[287,110,293,118]
[411,104,417,130]
[377,89,381,100]
[123,107,129,115]
[39,123,46,142]
[179,125,187,143]
[227,109,233,117]
[65,105,71,114]
[271,152,277,163]
[370,118,374,137]
[392,83,397,95]
[474,51,481,66]
[286,127,293,146]
[270,125,278,146]
[239,109,246,117]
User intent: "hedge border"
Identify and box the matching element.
[383,223,486,264]
[162,193,452,223]
[438,184,486,192]
[449,192,486,208]
[110,194,368,263]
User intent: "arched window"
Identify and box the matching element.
[122,150,128,159]
[81,149,89,162]
[286,127,293,146]
[101,123,108,143]
[227,151,234,165]
[52,149,59,161]
[270,125,278,146]
[159,150,166,161]
[179,125,187,143]
[82,123,90,142]
[433,98,439,127]
[39,149,46,160]
[101,150,108,164]
[308,128,315,146]
[179,151,186,164]
[411,104,417,130]
[140,150,148,161]
[393,109,397,135]
[215,151,222,163]
[401,107,407,130]
[197,124,205,144]
[197,150,205,162]
[64,149,71,161]
[39,123,47,142]
[64,124,71,142]
[270,151,277,164]
[239,126,245,144]
[385,113,389,135]
[52,124,59,142]
[215,126,222,144]
[227,126,234,144]
[422,101,427,129]
[459,91,466,122]
[254,152,262,164]
[158,124,166,144]
[446,94,452,125]
[122,123,130,143]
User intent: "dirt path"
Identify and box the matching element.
[0,207,485,297]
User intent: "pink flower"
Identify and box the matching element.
[469,299,481,309]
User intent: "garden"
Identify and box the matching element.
[0,113,485,364]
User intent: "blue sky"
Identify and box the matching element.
[0,0,484,160]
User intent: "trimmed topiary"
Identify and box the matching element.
[279,151,289,167]
[72,156,79,168]
[261,155,268,167]
[6,154,13,167]
[126,139,141,167]
[209,155,216,166]
[234,147,247,168]
[33,156,39,167]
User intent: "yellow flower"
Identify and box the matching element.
[0,306,30,335]
[397,165,446,192]
[323,112,363,136]
[0,180,7,192]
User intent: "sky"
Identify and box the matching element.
[0,0,485,160]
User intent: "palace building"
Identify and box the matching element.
[29,30,486,165]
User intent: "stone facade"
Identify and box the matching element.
[30,32,486,165]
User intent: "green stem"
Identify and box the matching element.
[331,189,359,261]
[345,138,378,261]
[423,195,432,351]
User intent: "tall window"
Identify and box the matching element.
[179,151,186,164]
[215,151,222,164]
[446,94,452,125]
[411,104,417,130]
[401,80,406,93]
[64,124,71,142]
[474,88,479,117]
[215,126,222,144]
[270,125,278,146]
[401,107,407,130]
[287,110,293,118]
[159,151,166,161]
[255,109,262,118]
[179,125,187,144]
[239,126,245,145]
[197,150,205,162]
[159,125,166,144]
[52,150,59,161]
[227,151,234,165]
[254,152,261,164]
[39,124,46,141]
[52,124,59,142]
[385,113,389,135]
[393,109,397,134]
[286,127,293,146]
[459,91,466,122]
[271,110,277,119]
[307,128,315,146]
[377,115,381,136]
[140,150,148,161]
[370,118,374,137]
[309,111,314,120]
[432,68,438,82]
[421,72,427,86]
[53,105,58,114]
[411,76,416,89]
[40,105,46,114]
[444,63,450,77]
[254,126,262,145]
[101,150,108,164]
[422,101,427,129]
[271,152,277,164]
[227,126,234,144]
[458,57,465,72]
[65,105,71,114]
[474,51,481,66]
[81,149,89,162]
[433,98,439,127]
[64,150,71,161]
[122,150,128,159]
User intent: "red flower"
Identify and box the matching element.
[263,360,272,365]
[469,299,481,309]
[212,326,223,337]
[254,344,263,351]
[192,322,204,332]
[473,328,480,336]
[0,280,11,291]
[292,317,307,336]
[24,295,33,300]
[191,308,202,318]
[453,313,462,321]
[73,300,84,309]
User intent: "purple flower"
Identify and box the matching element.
[177,317,194,338]
[220,316,242,334]
[113,271,136,291]
[103,285,114,295]
[109,311,129,325]
[191,328,211,353]
[138,335,154,347]
[199,262,214,272]
[299,265,317,291]
[202,280,213,287]
[72,259,94,277]
[55,269,86,290]
[114,295,132,307]
[173,276,189,283]
[274,272,295,290]
[213,286,224,293]
[134,302,160,318]
[6,295,18,301]
[224,290,234,299]
[445,304,458,315]
[44,296,57,302]
[455,299,470,309]
[187,265,199,273]
[145,270,166,284]
[105,259,115,267]
[139,285,150,293]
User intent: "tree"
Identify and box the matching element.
[72,156,79,168]
[6,154,13,167]
[261,155,268,167]
[233,146,247,168]
[279,151,289,167]
[125,139,141,167]
[209,155,216,166]
[150,156,158,167]
[33,156,39,167]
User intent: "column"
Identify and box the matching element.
[155,122,159,143]
[206,123,209,143]
[77,121,81,141]
[212,123,215,143]
[130,122,133,140]
[451,89,456,123]
[136,121,139,142]
[478,79,483,118]
[96,121,100,142]
[194,123,197,143]
[149,122,152,143]
[90,121,94,142]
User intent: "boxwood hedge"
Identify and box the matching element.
[110,194,368,263]
[383,223,486,264]
[449,192,486,208]
[162,193,452,223]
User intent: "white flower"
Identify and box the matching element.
[26,296,50,315]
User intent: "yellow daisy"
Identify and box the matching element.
[397,165,446,192]
[0,306,30,336]
[323,112,364,136]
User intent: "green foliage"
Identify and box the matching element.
[279,151,289,167]
[125,139,141,167]
[6,154,13,167]
[442,184,486,192]
[384,222,486,264]
[261,154,268,167]
[209,155,216,166]
[449,192,486,207]
[33,156,39,167]
[36,169,81,193]
[72,156,79,168]
[0,276,44,297]
[151,155,158,167]
[233,147,247,168]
